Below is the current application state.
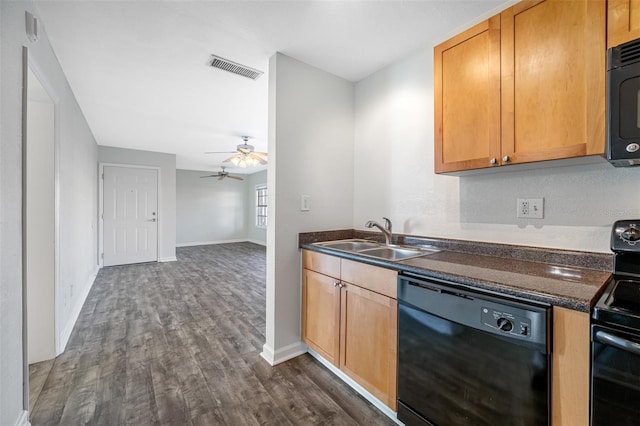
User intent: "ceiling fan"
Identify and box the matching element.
[206,136,267,168]
[200,166,244,181]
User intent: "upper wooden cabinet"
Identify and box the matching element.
[434,16,501,173]
[502,0,605,165]
[608,0,640,47]
[435,0,606,173]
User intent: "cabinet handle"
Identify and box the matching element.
[338,283,345,289]
[489,158,497,165]
[502,155,510,163]
[333,281,339,287]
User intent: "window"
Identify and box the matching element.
[256,185,267,228]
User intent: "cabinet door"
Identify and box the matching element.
[434,16,501,173]
[302,269,341,366]
[339,283,397,410]
[501,0,605,165]
[608,0,640,48]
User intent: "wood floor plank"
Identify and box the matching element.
[123,364,159,426]
[29,359,54,414]
[29,242,394,425]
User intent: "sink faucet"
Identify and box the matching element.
[365,217,393,245]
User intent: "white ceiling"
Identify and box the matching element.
[33,0,504,173]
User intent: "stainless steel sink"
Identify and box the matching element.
[357,246,434,261]
[315,239,381,251]
[313,239,439,262]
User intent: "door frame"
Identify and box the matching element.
[22,46,62,412]
[98,163,162,268]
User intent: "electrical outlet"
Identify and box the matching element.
[517,198,544,219]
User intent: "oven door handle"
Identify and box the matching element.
[595,330,640,356]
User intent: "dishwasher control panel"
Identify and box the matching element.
[398,274,549,346]
[482,307,532,338]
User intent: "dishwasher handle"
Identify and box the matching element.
[595,330,640,356]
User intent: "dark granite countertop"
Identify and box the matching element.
[299,230,613,313]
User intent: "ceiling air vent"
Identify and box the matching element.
[209,55,263,80]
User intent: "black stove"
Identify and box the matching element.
[592,220,640,331]
[590,220,640,426]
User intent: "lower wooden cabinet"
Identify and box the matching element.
[551,307,590,426]
[340,283,397,409]
[301,250,398,410]
[301,269,341,366]
[303,251,593,420]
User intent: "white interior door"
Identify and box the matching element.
[103,166,158,266]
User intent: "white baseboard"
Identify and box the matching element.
[260,341,307,366]
[176,239,246,248]
[307,348,401,425]
[247,239,266,246]
[159,256,177,262]
[58,267,99,354]
[14,410,30,426]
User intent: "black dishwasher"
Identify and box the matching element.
[397,273,551,426]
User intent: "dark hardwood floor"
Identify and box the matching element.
[29,242,394,426]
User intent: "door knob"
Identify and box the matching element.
[147,218,157,222]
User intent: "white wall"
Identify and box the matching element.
[176,169,268,247]
[176,169,248,246]
[246,170,268,245]
[1,2,99,424]
[99,146,177,261]
[263,53,354,364]
[354,42,640,254]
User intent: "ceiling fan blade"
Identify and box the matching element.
[222,157,233,163]
[254,152,268,156]
[254,156,268,165]
[200,174,221,178]
[205,151,236,154]
[228,175,244,181]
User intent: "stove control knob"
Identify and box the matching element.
[497,318,513,332]
[622,227,640,242]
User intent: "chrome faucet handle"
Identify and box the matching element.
[382,217,392,232]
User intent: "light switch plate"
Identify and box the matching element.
[300,195,310,212]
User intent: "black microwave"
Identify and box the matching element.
[608,38,640,166]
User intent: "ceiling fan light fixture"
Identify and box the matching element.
[249,156,260,166]
[229,155,241,166]
[200,166,244,181]
[238,144,253,154]
[208,136,268,168]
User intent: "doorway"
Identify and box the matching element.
[101,165,159,266]
[23,51,59,415]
